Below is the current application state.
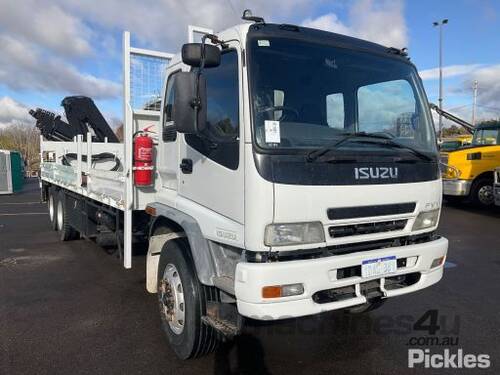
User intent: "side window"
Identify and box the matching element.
[186,50,239,170]
[326,93,344,129]
[162,71,179,142]
[273,89,284,120]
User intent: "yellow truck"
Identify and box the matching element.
[441,122,500,206]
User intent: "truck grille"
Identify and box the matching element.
[329,219,407,238]
[245,233,437,263]
[327,203,415,220]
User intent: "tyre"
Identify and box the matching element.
[48,188,58,231]
[157,239,220,359]
[470,178,494,207]
[57,190,79,241]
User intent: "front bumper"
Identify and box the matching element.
[443,179,472,196]
[235,237,448,320]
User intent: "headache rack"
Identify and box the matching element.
[39,27,212,268]
[37,31,181,268]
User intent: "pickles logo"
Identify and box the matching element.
[408,349,490,369]
[407,310,491,369]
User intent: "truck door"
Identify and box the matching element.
[178,48,244,224]
[158,68,181,191]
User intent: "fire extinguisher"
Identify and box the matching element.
[133,130,154,186]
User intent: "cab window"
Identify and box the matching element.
[185,50,239,170]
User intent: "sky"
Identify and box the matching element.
[0,0,499,129]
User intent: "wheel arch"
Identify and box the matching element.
[472,171,494,183]
[145,203,217,293]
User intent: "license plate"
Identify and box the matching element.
[361,256,397,278]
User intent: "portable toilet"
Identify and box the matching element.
[0,150,24,194]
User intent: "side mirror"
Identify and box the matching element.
[173,72,207,134]
[182,43,221,68]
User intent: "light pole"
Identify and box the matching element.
[472,80,478,127]
[433,18,448,141]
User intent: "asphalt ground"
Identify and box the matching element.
[1,179,500,375]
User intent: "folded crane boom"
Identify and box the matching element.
[30,96,118,143]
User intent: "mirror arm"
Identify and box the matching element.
[191,34,210,134]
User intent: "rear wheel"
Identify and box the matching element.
[57,191,79,241]
[470,178,494,207]
[157,239,219,359]
[48,188,58,230]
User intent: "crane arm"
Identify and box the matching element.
[429,103,475,134]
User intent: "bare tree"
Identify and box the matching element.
[0,122,40,175]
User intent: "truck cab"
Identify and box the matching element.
[442,122,500,206]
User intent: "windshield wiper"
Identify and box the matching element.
[355,139,435,162]
[306,132,434,162]
[306,132,394,162]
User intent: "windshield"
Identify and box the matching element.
[440,141,462,151]
[472,128,499,146]
[248,37,437,157]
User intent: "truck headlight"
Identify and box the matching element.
[264,222,325,246]
[412,209,440,231]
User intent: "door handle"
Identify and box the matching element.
[180,158,193,174]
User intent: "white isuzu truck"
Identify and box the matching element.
[37,12,448,359]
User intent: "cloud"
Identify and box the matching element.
[418,63,500,122]
[302,13,351,36]
[0,0,316,106]
[0,35,120,99]
[0,97,32,128]
[60,0,313,51]
[0,0,91,57]
[302,0,408,48]
[419,64,483,80]
[464,65,500,111]
[0,0,119,101]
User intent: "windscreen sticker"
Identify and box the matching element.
[264,120,281,143]
[258,39,270,47]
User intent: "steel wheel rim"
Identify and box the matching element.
[478,185,494,205]
[48,195,54,222]
[57,200,63,230]
[160,263,185,335]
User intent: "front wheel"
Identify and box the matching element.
[157,239,220,359]
[470,178,494,207]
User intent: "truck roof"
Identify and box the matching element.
[475,122,500,130]
[245,23,410,63]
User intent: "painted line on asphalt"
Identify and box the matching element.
[0,202,42,205]
[0,213,47,216]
